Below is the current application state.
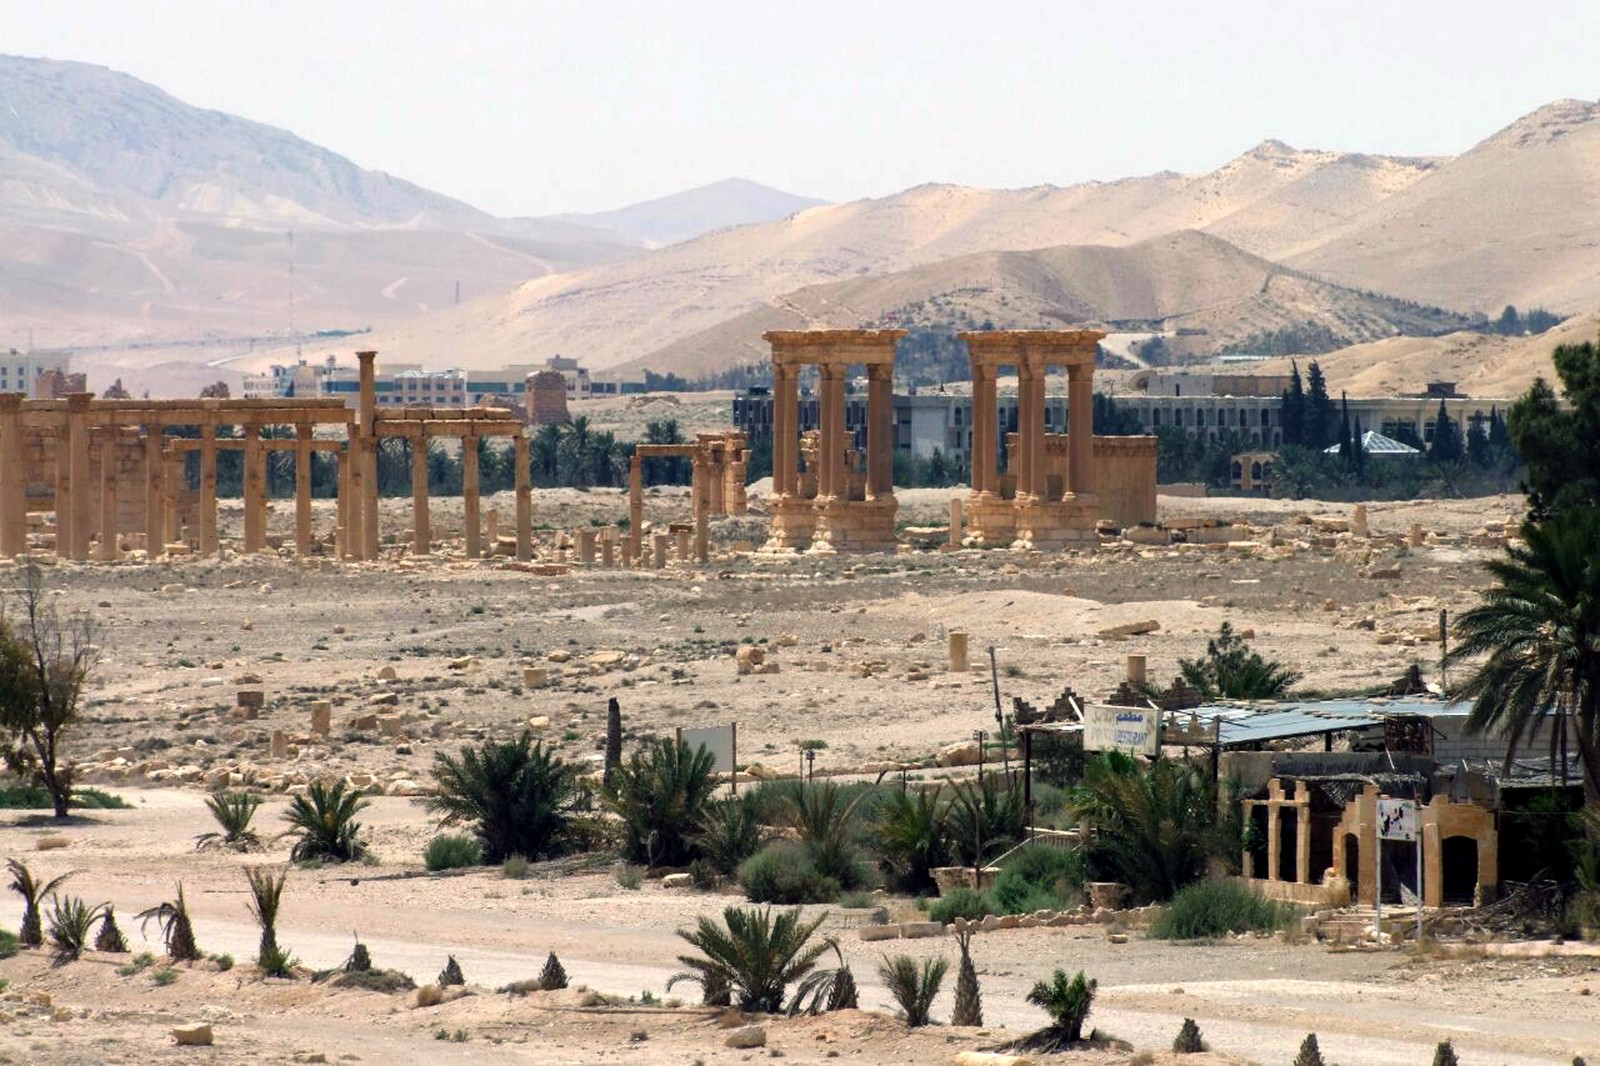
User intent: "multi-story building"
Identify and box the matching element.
[0,350,75,398]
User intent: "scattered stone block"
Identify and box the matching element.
[171,1023,213,1047]
[523,667,547,687]
[953,1054,1033,1066]
[858,924,900,942]
[270,730,288,759]
[724,1025,766,1049]
[661,873,693,889]
[349,713,379,731]
[936,739,981,767]
[376,665,397,681]
[310,701,332,735]
[1097,619,1160,639]
[900,921,944,939]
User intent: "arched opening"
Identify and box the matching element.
[1441,836,1479,905]
[1251,461,1264,480]
[1277,807,1300,882]
[1344,833,1360,888]
[1231,460,1244,481]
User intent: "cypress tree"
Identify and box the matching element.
[1305,361,1336,450]
[1280,362,1306,447]
[604,697,623,789]
[1294,1033,1326,1066]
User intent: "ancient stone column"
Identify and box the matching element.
[948,497,962,548]
[243,425,265,553]
[576,527,597,564]
[1125,654,1147,687]
[1014,363,1038,500]
[97,429,119,561]
[513,432,532,561]
[694,511,708,563]
[948,631,969,673]
[144,427,165,554]
[1352,503,1369,539]
[601,527,616,567]
[54,425,71,559]
[336,443,352,558]
[162,448,181,549]
[773,363,798,497]
[652,532,668,569]
[67,394,92,560]
[294,424,313,557]
[0,394,25,556]
[198,421,218,556]
[1066,361,1096,499]
[462,433,481,559]
[970,364,997,497]
[357,350,380,561]
[818,362,846,499]
[628,452,644,562]
[867,363,894,499]
[410,434,430,556]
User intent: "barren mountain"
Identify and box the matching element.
[0,54,638,353]
[1289,100,1600,313]
[355,144,1442,374]
[552,177,825,247]
[618,230,1475,378]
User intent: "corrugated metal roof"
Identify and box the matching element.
[1024,698,1471,747]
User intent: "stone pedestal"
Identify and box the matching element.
[1012,496,1097,550]
[947,497,963,549]
[576,528,597,564]
[601,530,616,568]
[762,495,818,552]
[651,533,669,569]
[965,493,1017,546]
[310,701,332,736]
[811,495,897,553]
[948,632,969,673]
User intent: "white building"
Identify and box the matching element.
[0,349,74,398]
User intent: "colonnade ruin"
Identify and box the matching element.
[0,330,1154,563]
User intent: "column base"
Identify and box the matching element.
[965,492,1016,547]
[1011,495,1099,551]
[811,495,898,553]
[761,495,816,552]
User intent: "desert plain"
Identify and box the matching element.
[1,488,1596,1066]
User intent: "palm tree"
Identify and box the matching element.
[879,954,947,1028]
[283,780,369,862]
[1446,506,1600,801]
[1069,751,1218,902]
[668,906,833,1013]
[533,424,562,484]
[602,739,718,867]
[875,785,948,894]
[244,867,290,976]
[1024,968,1096,1047]
[786,783,872,889]
[7,859,74,947]
[426,732,580,862]
[559,415,592,486]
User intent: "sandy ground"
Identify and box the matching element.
[3,488,1596,1064]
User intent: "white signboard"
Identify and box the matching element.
[1377,798,1419,841]
[679,724,736,776]
[1082,704,1161,756]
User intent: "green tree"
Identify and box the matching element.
[1069,752,1225,902]
[1445,506,1600,801]
[1180,622,1301,699]
[1429,399,1464,464]
[669,906,834,1013]
[0,565,96,818]
[1304,361,1336,450]
[1280,362,1306,447]
[603,738,718,867]
[426,733,580,862]
[1508,339,1600,520]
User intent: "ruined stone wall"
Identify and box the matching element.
[1093,436,1158,527]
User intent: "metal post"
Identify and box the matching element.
[1415,829,1424,944]
[974,729,986,787]
[989,646,1011,781]
[1375,829,1384,939]
[1439,608,1448,698]
[805,747,815,783]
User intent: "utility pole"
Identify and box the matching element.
[989,646,1011,782]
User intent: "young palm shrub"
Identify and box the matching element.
[876,785,948,894]
[696,795,763,875]
[950,925,982,1027]
[603,738,718,867]
[46,895,106,965]
[438,955,464,986]
[195,791,263,851]
[7,858,75,948]
[786,782,873,889]
[1432,1039,1459,1066]
[669,905,833,1013]
[1019,968,1096,1049]
[537,952,568,991]
[244,867,291,977]
[137,883,201,961]
[786,942,858,1016]
[94,906,128,953]
[946,778,1026,868]
[1293,1033,1326,1066]
[284,781,368,863]
[425,732,579,863]
[1173,1017,1205,1053]
[878,954,947,1028]
[1070,751,1219,902]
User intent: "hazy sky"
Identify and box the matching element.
[6,1,1598,217]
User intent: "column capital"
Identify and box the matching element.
[817,362,844,381]
[867,363,893,382]
[65,392,93,413]
[356,350,378,364]
[1066,361,1094,381]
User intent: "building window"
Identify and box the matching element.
[1151,409,1162,427]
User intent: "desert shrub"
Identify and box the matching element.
[1025,968,1096,1045]
[1433,1039,1459,1066]
[284,781,368,863]
[502,854,531,879]
[1173,1017,1204,1053]
[879,954,947,1028]
[196,791,262,851]
[426,733,579,863]
[602,739,718,867]
[0,928,18,959]
[615,865,643,890]
[137,884,200,961]
[740,842,840,905]
[874,786,949,894]
[46,895,105,964]
[687,858,719,890]
[1150,879,1298,940]
[424,834,483,871]
[928,886,993,925]
[990,845,1085,914]
[695,795,763,875]
[669,905,833,1013]
[0,785,128,810]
